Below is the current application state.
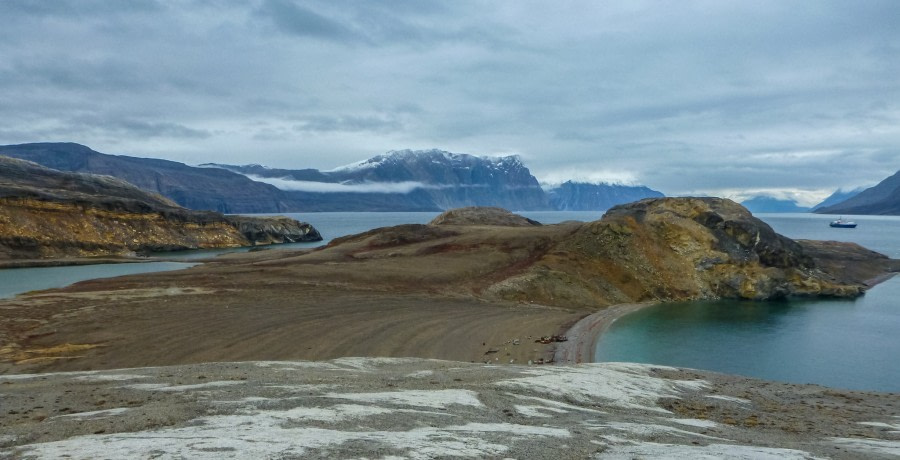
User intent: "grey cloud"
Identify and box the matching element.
[247,176,430,194]
[293,115,403,134]
[255,0,362,43]
[1,1,898,199]
[1,0,162,17]
[65,116,212,140]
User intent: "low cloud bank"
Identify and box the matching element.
[247,175,433,194]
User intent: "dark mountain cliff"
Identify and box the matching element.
[815,170,900,215]
[546,181,664,211]
[0,143,292,213]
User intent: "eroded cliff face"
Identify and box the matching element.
[0,156,321,260]
[0,197,247,259]
[300,198,893,308]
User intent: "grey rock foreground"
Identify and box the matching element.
[1,359,898,459]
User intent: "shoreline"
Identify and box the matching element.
[554,301,657,364]
[554,273,900,367]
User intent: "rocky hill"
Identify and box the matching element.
[815,169,900,215]
[546,181,664,211]
[0,156,320,260]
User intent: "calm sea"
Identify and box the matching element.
[596,213,900,393]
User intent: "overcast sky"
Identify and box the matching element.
[2,1,898,205]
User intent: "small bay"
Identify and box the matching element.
[595,213,900,392]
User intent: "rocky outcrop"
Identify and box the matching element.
[0,156,321,260]
[225,215,321,245]
[489,198,888,305]
[429,206,541,227]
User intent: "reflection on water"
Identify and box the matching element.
[0,262,196,299]
[596,277,900,392]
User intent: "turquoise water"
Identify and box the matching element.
[0,262,196,299]
[596,213,900,392]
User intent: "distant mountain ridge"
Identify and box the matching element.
[0,143,293,213]
[546,181,664,211]
[811,188,864,211]
[740,196,811,213]
[207,149,550,211]
[815,170,900,215]
[0,142,663,212]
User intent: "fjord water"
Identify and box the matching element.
[596,213,900,392]
[0,262,196,299]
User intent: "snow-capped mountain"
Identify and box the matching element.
[213,149,551,211]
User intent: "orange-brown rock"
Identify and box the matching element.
[0,156,320,260]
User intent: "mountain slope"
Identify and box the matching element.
[0,156,320,260]
[740,196,810,213]
[811,188,864,211]
[546,181,664,211]
[0,143,293,213]
[816,170,900,215]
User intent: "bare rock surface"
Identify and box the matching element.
[1,359,897,459]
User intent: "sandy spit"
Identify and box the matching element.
[554,302,657,364]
